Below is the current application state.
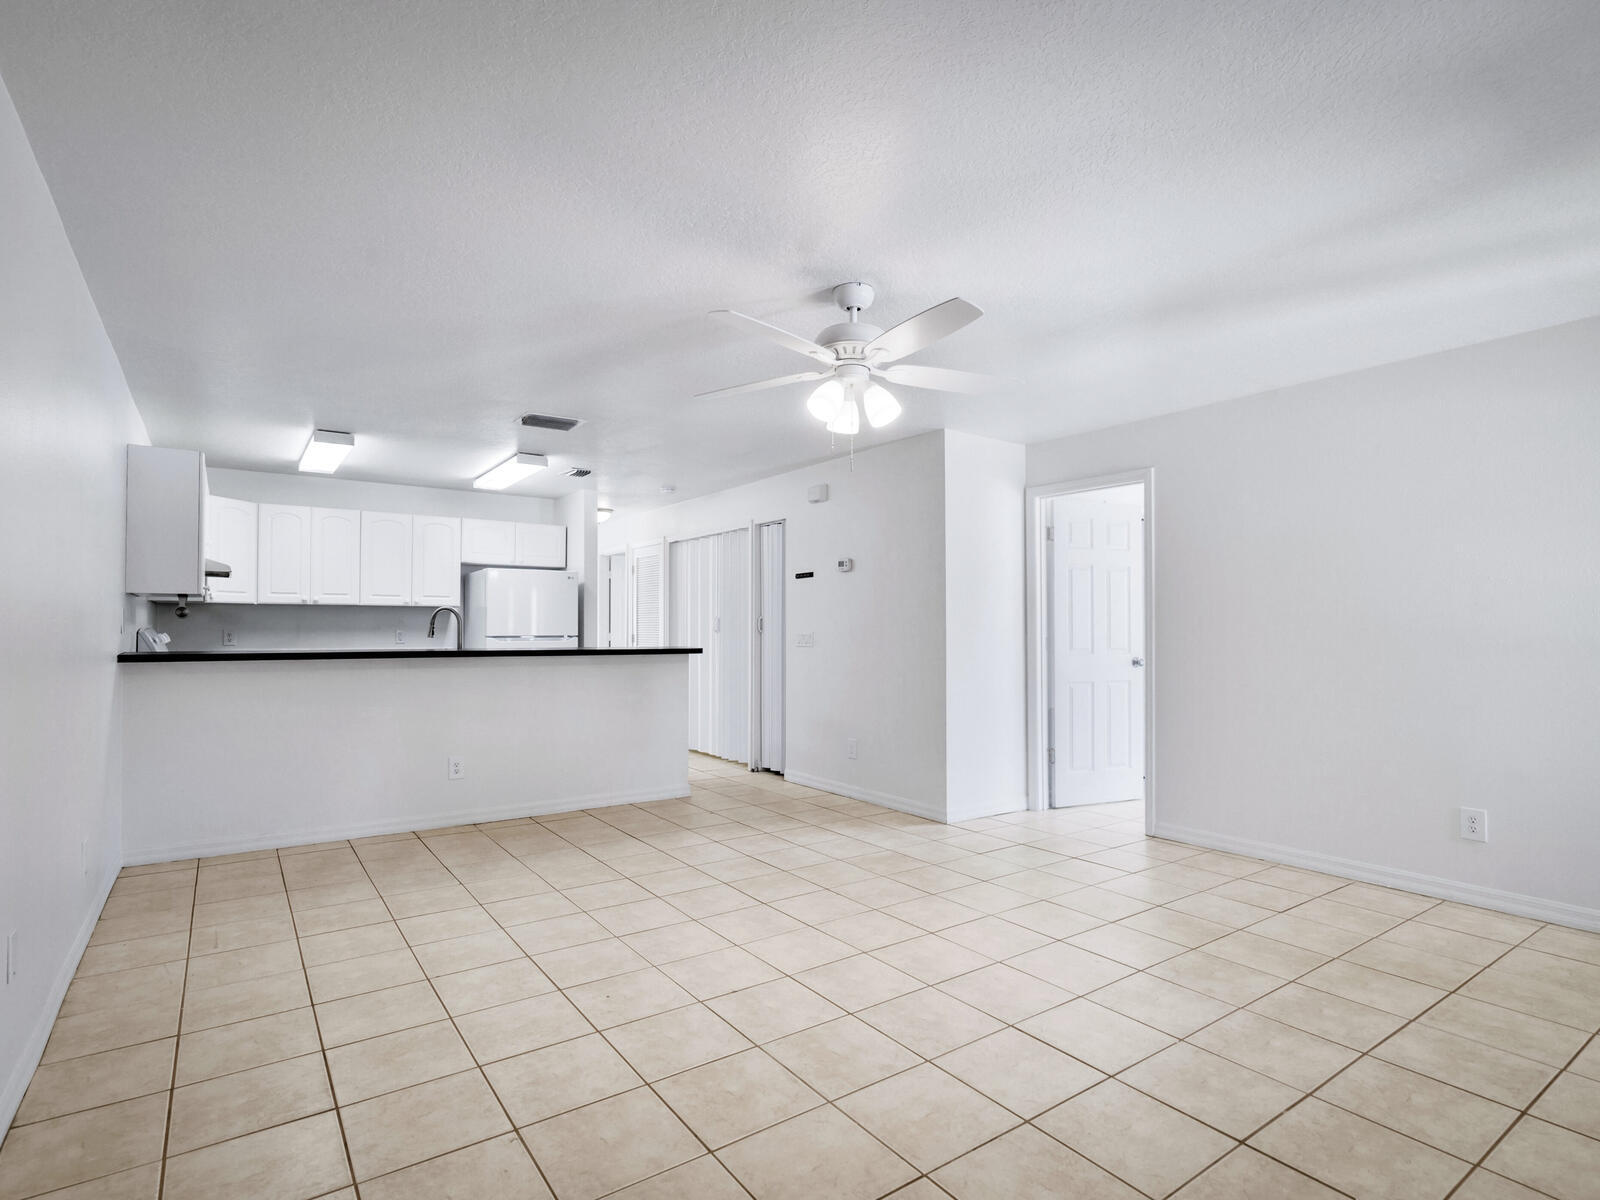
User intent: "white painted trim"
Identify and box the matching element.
[123,784,691,866]
[1025,469,1156,829]
[0,863,119,1134]
[747,517,760,771]
[1154,821,1600,933]
[783,771,945,823]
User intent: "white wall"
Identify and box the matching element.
[1028,317,1600,925]
[602,433,950,818]
[0,74,149,1128]
[121,655,691,862]
[943,432,1028,820]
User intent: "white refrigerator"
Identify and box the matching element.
[464,568,580,649]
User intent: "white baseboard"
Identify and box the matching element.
[783,772,945,823]
[0,863,118,1135]
[1154,821,1600,933]
[123,783,691,865]
[948,795,1029,823]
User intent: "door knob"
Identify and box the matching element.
[1131,657,1145,667]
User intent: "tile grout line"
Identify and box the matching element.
[341,830,566,1200]
[273,844,362,1200]
[1438,1025,1599,1200]
[155,866,198,1200]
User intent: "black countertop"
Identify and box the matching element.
[118,647,702,663]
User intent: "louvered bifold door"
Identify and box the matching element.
[631,544,663,648]
[669,529,749,761]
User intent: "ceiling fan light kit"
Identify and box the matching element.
[699,281,994,438]
[826,398,861,436]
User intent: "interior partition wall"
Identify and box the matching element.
[669,528,750,762]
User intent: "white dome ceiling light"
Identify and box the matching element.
[697,282,995,436]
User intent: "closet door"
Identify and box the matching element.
[669,529,749,762]
[631,543,663,648]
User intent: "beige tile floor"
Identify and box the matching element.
[3,754,1598,1200]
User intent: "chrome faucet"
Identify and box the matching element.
[427,606,463,651]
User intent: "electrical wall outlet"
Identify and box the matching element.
[447,756,465,781]
[5,931,16,985]
[846,738,858,760]
[221,629,236,647]
[396,630,406,644]
[1459,807,1488,842]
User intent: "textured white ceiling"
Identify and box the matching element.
[2,1,1597,508]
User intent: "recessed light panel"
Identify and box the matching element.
[298,429,354,473]
[473,452,548,490]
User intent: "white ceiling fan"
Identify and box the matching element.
[697,282,997,435]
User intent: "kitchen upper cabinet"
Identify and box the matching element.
[515,522,567,568]
[360,512,412,605]
[257,504,312,604]
[412,515,462,606]
[310,508,361,604]
[205,495,258,603]
[461,518,516,565]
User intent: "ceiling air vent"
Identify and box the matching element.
[520,413,583,432]
[563,467,592,478]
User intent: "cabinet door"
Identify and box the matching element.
[515,522,567,568]
[461,518,516,565]
[205,495,258,603]
[310,508,361,603]
[256,504,312,603]
[412,515,462,606]
[360,512,412,605]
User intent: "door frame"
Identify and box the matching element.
[1025,468,1156,831]
[748,519,785,773]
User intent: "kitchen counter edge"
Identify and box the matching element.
[118,647,703,663]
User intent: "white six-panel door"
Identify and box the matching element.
[1049,485,1146,806]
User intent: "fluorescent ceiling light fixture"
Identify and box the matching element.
[863,384,901,428]
[298,429,354,473]
[596,507,614,523]
[826,397,861,436]
[473,452,548,490]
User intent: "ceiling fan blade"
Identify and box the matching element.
[694,369,831,400]
[711,310,835,363]
[863,298,982,363]
[874,363,1002,394]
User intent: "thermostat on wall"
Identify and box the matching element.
[836,558,854,572]
[808,484,829,504]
